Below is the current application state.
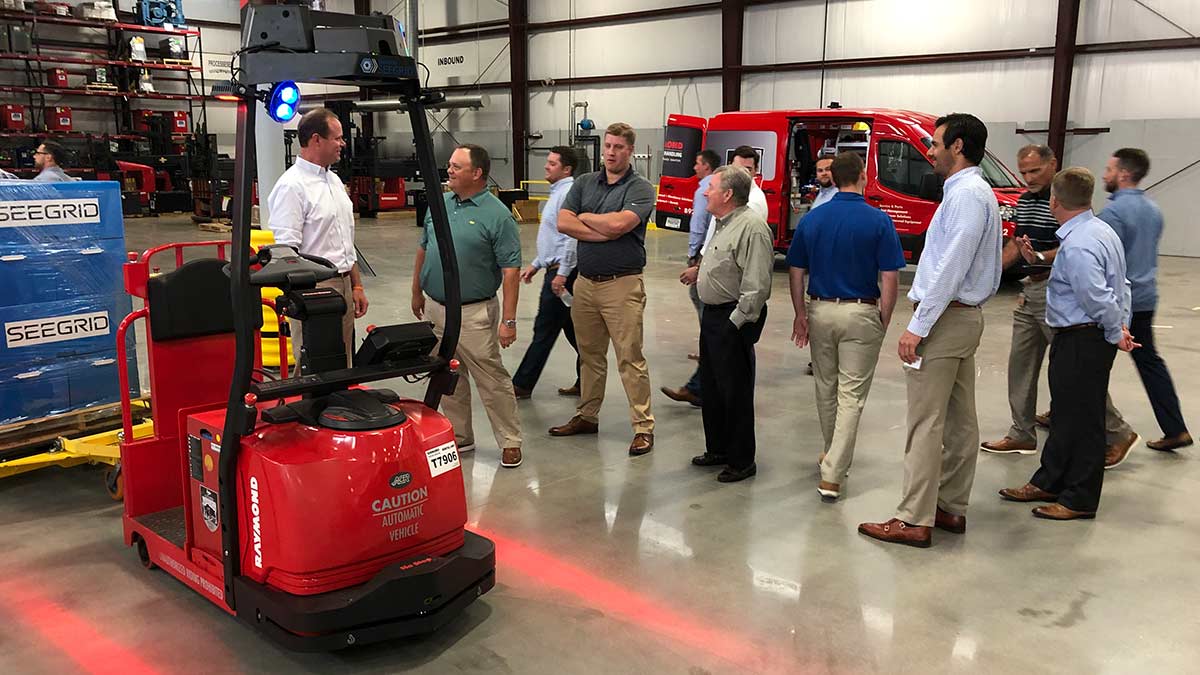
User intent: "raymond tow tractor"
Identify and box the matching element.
[116,5,494,651]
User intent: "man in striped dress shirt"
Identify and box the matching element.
[859,113,1003,548]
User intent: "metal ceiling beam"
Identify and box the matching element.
[510,0,529,185]
[1047,0,1081,163]
[722,0,744,111]
[1076,36,1200,54]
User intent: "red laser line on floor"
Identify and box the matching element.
[0,580,163,675]
[473,526,798,674]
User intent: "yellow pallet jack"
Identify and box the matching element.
[0,400,153,499]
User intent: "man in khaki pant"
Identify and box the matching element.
[549,122,658,456]
[859,113,1003,548]
[412,144,524,468]
[786,152,905,501]
[266,108,368,367]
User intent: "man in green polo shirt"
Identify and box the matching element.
[411,144,525,468]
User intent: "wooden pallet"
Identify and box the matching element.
[198,221,232,233]
[0,399,150,459]
[85,83,118,91]
[161,59,193,66]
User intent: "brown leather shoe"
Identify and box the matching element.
[501,447,522,468]
[858,519,931,548]
[1035,411,1051,428]
[660,385,702,406]
[629,433,654,456]
[557,384,580,397]
[1104,432,1139,469]
[548,416,598,436]
[1147,432,1193,452]
[935,507,966,534]
[998,483,1058,503]
[513,385,532,400]
[981,437,1037,455]
[1032,503,1096,520]
[817,480,840,501]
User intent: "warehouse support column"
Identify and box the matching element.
[721,0,744,112]
[1047,0,1080,163]
[510,0,528,185]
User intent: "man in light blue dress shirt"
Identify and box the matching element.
[1000,167,1138,520]
[662,149,720,406]
[513,146,580,398]
[860,113,1002,548]
[1097,148,1192,459]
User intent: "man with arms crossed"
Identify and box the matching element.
[549,123,658,457]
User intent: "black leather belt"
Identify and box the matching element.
[1054,322,1099,334]
[463,296,495,306]
[1026,271,1050,282]
[581,270,640,283]
[810,295,878,306]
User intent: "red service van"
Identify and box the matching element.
[656,108,1023,262]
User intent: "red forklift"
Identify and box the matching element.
[115,5,494,650]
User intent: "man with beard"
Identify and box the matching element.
[859,113,1002,548]
[811,155,837,210]
[1097,148,1192,463]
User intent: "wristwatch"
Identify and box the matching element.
[1035,251,1046,262]
[503,319,517,328]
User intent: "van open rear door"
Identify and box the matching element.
[655,114,707,232]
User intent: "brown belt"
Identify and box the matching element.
[1054,322,1099,335]
[581,270,640,283]
[912,300,976,310]
[809,295,878,306]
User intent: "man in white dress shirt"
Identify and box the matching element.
[266,108,368,367]
[859,113,1003,548]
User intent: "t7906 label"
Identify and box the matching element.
[425,441,460,478]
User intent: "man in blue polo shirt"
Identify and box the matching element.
[787,152,905,501]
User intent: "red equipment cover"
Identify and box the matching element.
[187,400,466,596]
[46,106,72,132]
[1,104,25,131]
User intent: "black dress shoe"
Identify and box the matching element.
[717,463,757,482]
[691,453,728,466]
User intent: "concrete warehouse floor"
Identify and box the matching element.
[2,213,1198,674]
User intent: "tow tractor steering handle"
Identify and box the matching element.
[226,244,340,289]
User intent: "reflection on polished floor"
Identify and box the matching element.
[2,215,1197,674]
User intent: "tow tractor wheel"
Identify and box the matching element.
[103,465,124,501]
[134,535,157,570]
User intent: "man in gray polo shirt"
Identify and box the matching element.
[548,122,658,457]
